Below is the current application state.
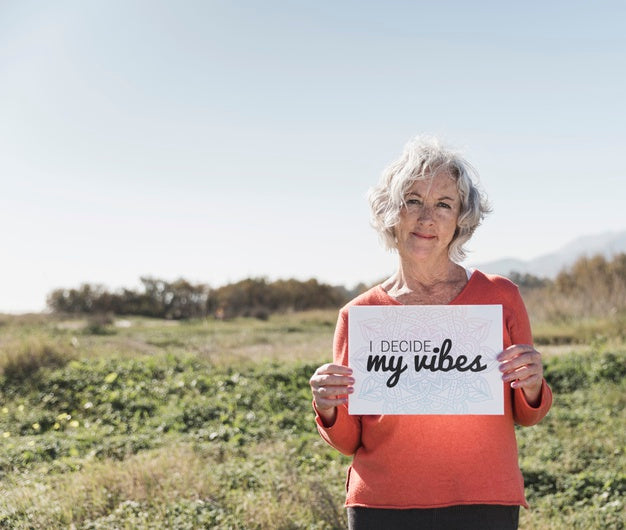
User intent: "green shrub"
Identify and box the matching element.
[523,468,558,498]
[84,314,115,336]
[597,352,626,383]
[543,350,626,393]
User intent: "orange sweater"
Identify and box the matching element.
[315,271,553,509]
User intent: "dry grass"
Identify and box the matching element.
[0,440,347,529]
[0,337,77,379]
[0,443,215,526]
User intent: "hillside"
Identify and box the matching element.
[472,230,626,278]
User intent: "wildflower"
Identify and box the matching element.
[69,420,79,428]
[84,402,93,410]
[53,423,60,430]
[27,440,35,447]
[1,407,8,414]
[32,423,41,432]
[56,413,71,422]
[2,432,10,438]
[104,372,118,384]
[17,405,24,412]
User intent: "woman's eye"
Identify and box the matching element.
[406,198,422,206]
[437,202,451,209]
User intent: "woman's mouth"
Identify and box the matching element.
[412,232,436,240]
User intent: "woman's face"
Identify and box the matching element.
[395,170,461,265]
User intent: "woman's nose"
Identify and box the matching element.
[418,205,434,223]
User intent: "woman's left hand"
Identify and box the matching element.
[497,344,544,407]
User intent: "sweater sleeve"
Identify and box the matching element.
[505,283,553,426]
[313,310,363,455]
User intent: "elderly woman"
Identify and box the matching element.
[309,136,552,530]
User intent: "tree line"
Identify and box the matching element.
[533,252,626,320]
[46,277,366,320]
[47,253,625,321]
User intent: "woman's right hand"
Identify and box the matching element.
[309,363,354,426]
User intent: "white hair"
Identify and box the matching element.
[368,135,491,262]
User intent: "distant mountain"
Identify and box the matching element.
[471,230,626,278]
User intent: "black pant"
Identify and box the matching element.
[347,504,519,530]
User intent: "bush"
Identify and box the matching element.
[524,253,626,324]
[84,314,115,335]
[597,352,626,383]
[0,339,75,382]
[522,468,558,498]
[543,350,626,393]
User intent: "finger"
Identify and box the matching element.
[502,363,541,383]
[315,395,349,411]
[499,351,542,375]
[314,373,355,388]
[310,375,354,392]
[509,373,543,390]
[315,384,353,398]
[496,344,534,362]
[316,363,353,376]
[314,386,354,410]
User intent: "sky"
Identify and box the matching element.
[1,0,625,313]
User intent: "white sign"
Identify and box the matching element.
[348,305,503,415]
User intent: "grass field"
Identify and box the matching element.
[0,311,624,529]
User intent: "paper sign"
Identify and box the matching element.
[348,305,503,415]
